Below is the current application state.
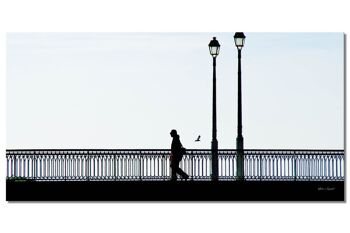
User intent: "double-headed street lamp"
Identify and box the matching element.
[208,37,220,181]
[234,32,246,181]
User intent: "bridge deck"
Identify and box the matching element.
[7,180,344,201]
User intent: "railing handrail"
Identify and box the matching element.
[6,149,345,152]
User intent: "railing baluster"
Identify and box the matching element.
[293,151,296,181]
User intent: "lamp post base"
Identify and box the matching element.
[236,136,244,180]
[211,140,218,181]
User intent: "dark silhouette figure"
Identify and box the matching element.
[170,129,189,181]
[195,135,201,142]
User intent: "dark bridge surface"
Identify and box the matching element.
[7,180,344,201]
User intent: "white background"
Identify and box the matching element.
[6,32,344,150]
[0,0,348,233]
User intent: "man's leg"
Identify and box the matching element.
[176,160,189,179]
[171,160,179,181]
[177,167,189,179]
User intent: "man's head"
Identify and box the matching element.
[170,129,177,137]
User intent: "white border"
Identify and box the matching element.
[0,1,348,233]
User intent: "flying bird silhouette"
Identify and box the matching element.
[195,135,201,142]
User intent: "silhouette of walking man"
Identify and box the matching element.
[170,129,189,181]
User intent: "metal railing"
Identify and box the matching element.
[6,149,344,181]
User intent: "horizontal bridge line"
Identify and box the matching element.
[6,149,344,152]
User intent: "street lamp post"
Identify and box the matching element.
[234,32,246,181]
[208,37,220,181]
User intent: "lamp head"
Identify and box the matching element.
[234,32,246,49]
[208,37,220,57]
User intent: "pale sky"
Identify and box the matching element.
[6,32,344,149]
